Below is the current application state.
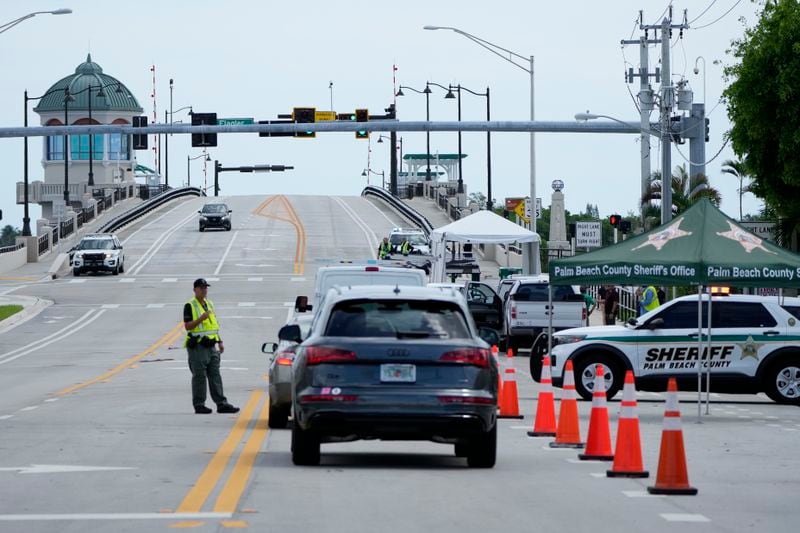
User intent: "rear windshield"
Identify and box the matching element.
[202,204,228,213]
[513,283,578,302]
[325,299,471,339]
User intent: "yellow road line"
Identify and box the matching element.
[253,194,307,275]
[175,390,265,513]
[213,394,270,512]
[0,276,38,281]
[57,323,184,396]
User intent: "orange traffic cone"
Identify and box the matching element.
[492,345,504,401]
[549,360,584,448]
[528,355,557,437]
[647,378,697,495]
[578,364,614,461]
[499,348,523,419]
[607,371,649,478]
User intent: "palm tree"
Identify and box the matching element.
[641,164,721,228]
[721,159,751,221]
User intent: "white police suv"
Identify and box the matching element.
[542,294,800,405]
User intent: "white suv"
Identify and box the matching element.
[72,234,125,276]
[546,294,800,405]
[389,227,431,255]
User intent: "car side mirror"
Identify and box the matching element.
[228,209,233,213]
[626,317,638,327]
[261,342,278,354]
[197,210,202,214]
[647,318,665,330]
[478,327,500,346]
[294,295,312,313]
[278,324,303,343]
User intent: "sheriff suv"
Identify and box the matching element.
[72,234,125,276]
[543,294,800,405]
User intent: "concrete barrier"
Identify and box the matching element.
[0,246,28,275]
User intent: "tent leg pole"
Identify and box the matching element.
[706,293,713,415]
[697,285,703,423]
[547,284,553,362]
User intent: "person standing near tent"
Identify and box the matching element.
[638,285,660,316]
[603,285,619,326]
[579,286,597,326]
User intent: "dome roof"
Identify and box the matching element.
[33,54,143,114]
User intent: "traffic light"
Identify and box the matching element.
[132,116,148,150]
[292,107,315,138]
[191,113,217,147]
[619,220,632,234]
[355,108,368,139]
[704,117,710,142]
[609,214,622,228]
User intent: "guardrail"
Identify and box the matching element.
[37,234,49,256]
[0,242,24,255]
[362,185,435,236]
[97,186,204,234]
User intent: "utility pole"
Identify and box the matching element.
[627,7,688,226]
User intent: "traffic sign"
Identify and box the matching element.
[535,197,542,219]
[218,118,254,126]
[575,221,602,248]
[315,111,337,122]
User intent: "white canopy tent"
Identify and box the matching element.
[430,210,541,282]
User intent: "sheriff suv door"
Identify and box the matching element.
[711,301,783,378]
[636,301,708,378]
[463,282,503,331]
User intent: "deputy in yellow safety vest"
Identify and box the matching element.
[400,238,413,256]
[377,237,392,259]
[638,285,660,316]
[183,278,239,414]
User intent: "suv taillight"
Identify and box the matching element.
[305,346,357,365]
[439,348,490,368]
[511,304,517,320]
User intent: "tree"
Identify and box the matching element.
[641,164,721,227]
[724,0,800,239]
[721,159,752,221]
[467,192,487,209]
[0,225,21,247]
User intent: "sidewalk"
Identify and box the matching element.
[0,294,52,335]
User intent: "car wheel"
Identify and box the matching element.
[119,261,124,274]
[573,354,623,401]
[226,225,232,231]
[762,357,800,405]
[268,403,290,429]
[73,268,81,277]
[199,225,205,232]
[466,423,496,468]
[454,442,469,457]
[112,265,119,276]
[291,423,320,466]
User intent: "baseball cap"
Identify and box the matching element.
[193,278,211,288]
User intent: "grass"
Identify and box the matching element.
[0,305,23,322]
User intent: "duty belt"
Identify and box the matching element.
[188,330,219,337]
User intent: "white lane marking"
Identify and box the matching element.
[206,277,220,282]
[623,491,664,498]
[244,248,277,251]
[365,196,407,225]
[128,210,198,275]
[146,304,165,309]
[68,279,86,284]
[101,304,120,309]
[589,472,606,478]
[0,310,106,366]
[768,424,783,428]
[541,445,571,452]
[234,263,274,268]
[283,302,294,306]
[738,415,751,419]
[162,278,178,283]
[121,200,193,245]
[44,321,57,324]
[767,416,779,420]
[566,458,604,464]
[783,428,798,432]
[0,415,12,420]
[237,302,256,307]
[290,277,306,282]
[0,512,232,521]
[119,278,136,283]
[509,426,529,430]
[333,196,378,253]
[213,231,239,275]
[43,399,58,403]
[660,514,710,523]
[19,406,38,412]
[248,277,263,282]
[0,464,136,474]
[248,234,280,237]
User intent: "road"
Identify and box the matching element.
[0,194,798,532]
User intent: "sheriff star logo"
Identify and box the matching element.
[717,221,777,254]
[737,335,764,360]
[632,218,692,251]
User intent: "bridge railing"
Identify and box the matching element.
[361,185,434,236]
[97,186,204,234]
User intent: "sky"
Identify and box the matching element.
[0,0,765,231]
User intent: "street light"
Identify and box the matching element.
[376,135,403,184]
[165,78,193,188]
[396,85,432,181]
[0,9,72,34]
[63,88,74,205]
[362,168,386,189]
[693,56,706,105]
[187,151,210,187]
[455,84,492,210]
[426,82,460,193]
[425,25,537,270]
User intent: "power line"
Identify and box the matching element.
[692,0,743,30]
[689,0,718,24]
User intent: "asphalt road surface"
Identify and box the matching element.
[0,194,798,533]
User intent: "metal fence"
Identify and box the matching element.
[60,218,74,238]
[37,234,49,256]
[50,226,59,245]
[0,242,24,255]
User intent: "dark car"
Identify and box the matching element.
[198,203,232,231]
[289,285,499,467]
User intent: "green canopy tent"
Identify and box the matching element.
[547,198,800,415]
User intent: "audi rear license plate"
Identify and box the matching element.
[380,364,416,383]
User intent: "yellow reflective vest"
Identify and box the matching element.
[184,297,221,347]
[643,286,660,312]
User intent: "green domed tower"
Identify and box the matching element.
[26,55,144,219]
